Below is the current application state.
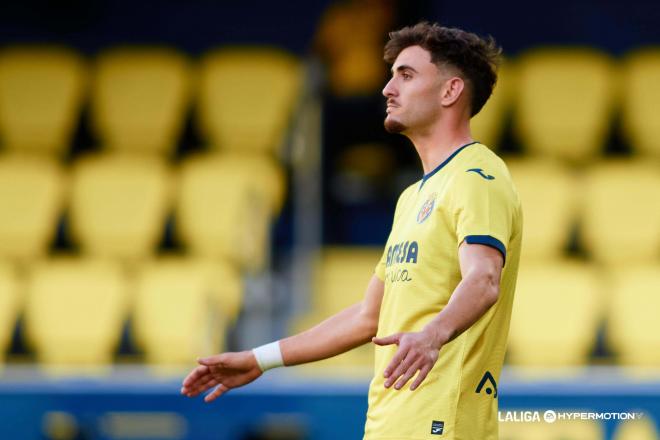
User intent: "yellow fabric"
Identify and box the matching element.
[0,263,20,363]
[506,158,577,261]
[513,48,616,163]
[92,47,191,155]
[177,153,284,271]
[25,258,127,365]
[0,46,86,155]
[0,155,65,261]
[621,48,660,158]
[581,160,660,265]
[133,257,239,365]
[507,260,601,366]
[471,61,515,150]
[366,142,522,440]
[608,264,660,366]
[70,154,172,261]
[198,48,301,154]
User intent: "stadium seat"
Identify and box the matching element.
[0,155,65,262]
[0,46,86,156]
[69,154,172,261]
[176,153,285,271]
[607,264,660,366]
[92,47,191,156]
[0,263,20,363]
[621,48,660,158]
[513,48,616,163]
[581,160,660,265]
[500,417,602,440]
[132,257,242,365]
[290,247,381,369]
[198,48,302,154]
[471,61,515,151]
[507,260,601,367]
[24,258,127,366]
[613,417,660,440]
[506,158,577,261]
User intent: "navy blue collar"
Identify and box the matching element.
[419,141,478,190]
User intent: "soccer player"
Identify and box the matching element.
[182,22,522,440]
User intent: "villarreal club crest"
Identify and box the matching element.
[417,192,436,224]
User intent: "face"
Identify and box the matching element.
[382,45,462,134]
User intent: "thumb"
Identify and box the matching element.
[372,333,402,346]
[197,354,224,366]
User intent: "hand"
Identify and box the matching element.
[372,329,443,391]
[180,351,263,403]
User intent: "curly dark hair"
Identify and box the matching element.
[384,22,501,117]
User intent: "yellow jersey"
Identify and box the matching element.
[365,142,522,440]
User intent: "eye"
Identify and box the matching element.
[402,72,412,80]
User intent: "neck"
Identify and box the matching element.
[406,114,473,175]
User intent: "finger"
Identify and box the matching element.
[204,383,229,403]
[384,349,414,387]
[372,333,401,346]
[198,354,225,367]
[181,372,213,395]
[182,365,210,389]
[394,359,423,390]
[410,364,433,391]
[189,377,220,398]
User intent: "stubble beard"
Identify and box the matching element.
[384,116,407,134]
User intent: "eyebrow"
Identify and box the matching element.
[391,64,418,75]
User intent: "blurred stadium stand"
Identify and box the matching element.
[0,0,659,439]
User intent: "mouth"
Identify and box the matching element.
[386,102,399,113]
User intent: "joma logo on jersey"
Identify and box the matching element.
[417,193,437,223]
[386,241,418,267]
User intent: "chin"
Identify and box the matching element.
[384,116,407,134]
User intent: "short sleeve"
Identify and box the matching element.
[451,169,515,263]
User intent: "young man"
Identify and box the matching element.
[182,22,522,440]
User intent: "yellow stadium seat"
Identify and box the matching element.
[621,48,660,158]
[500,417,602,440]
[613,417,660,440]
[70,154,172,261]
[507,260,601,367]
[198,48,302,154]
[132,257,242,365]
[92,47,191,156]
[25,258,127,366]
[0,263,20,363]
[176,153,285,271]
[607,264,660,366]
[0,155,65,261]
[0,46,86,156]
[290,247,381,369]
[471,61,515,151]
[513,48,616,163]
[506,158,577,261]
[581,160,660,265]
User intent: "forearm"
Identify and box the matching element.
[280,302,378,366]
[423,272,499,348]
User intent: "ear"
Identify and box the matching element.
[440,77,466,107]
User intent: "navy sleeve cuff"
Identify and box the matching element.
[464,235,506,264]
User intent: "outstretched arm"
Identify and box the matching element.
[181,274,384,402]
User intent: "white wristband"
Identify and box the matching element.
[252,341,284,372]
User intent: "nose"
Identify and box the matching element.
[382,77,397,98]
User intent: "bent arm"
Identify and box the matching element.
[423,242,503,347]
[280,274,384,366]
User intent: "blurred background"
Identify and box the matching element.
[0,0,659,439]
